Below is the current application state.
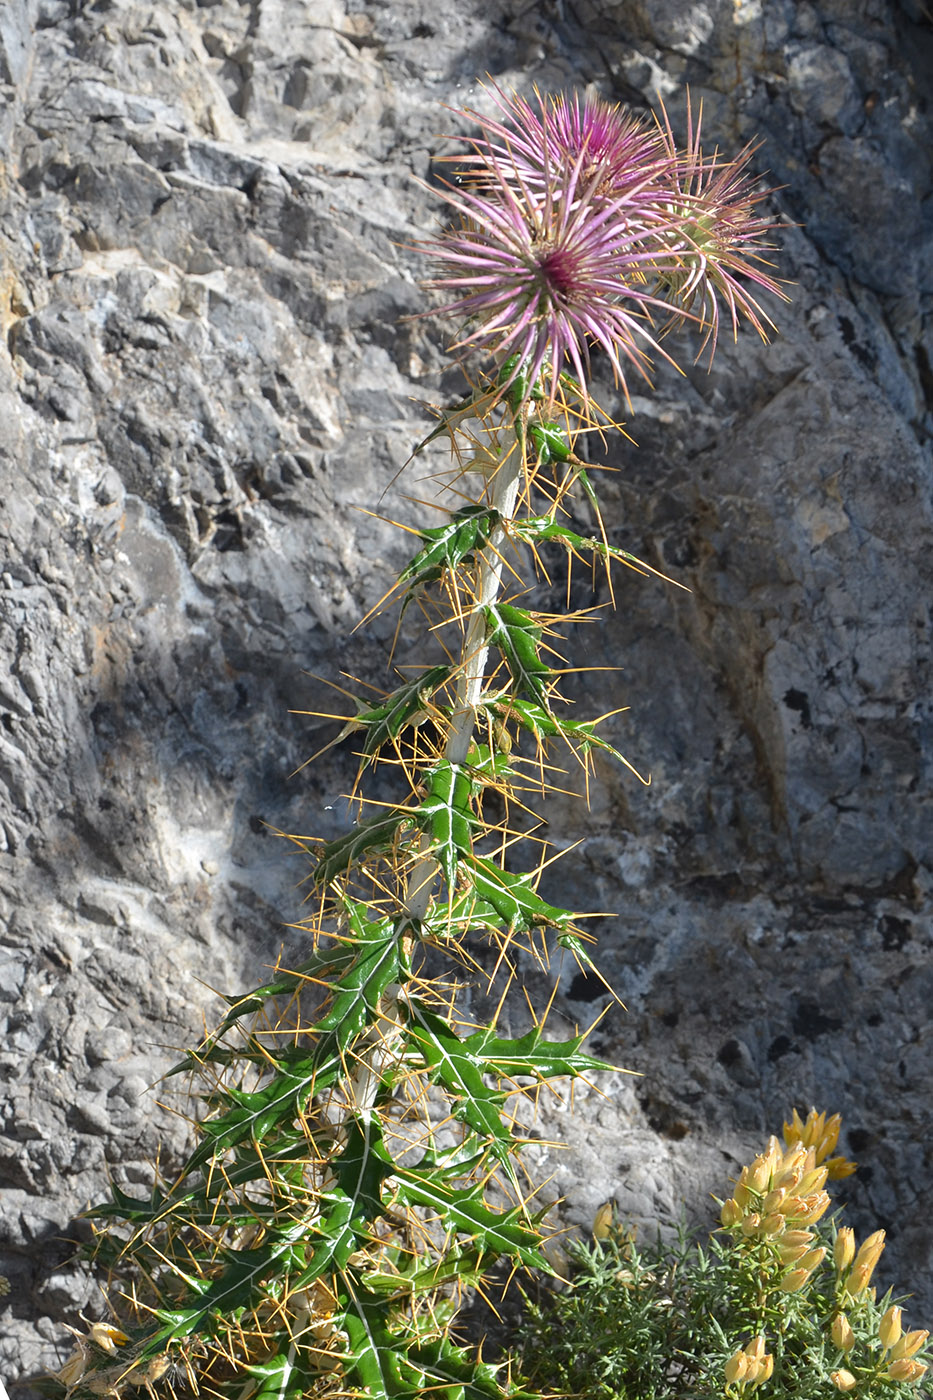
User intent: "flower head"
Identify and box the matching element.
[426,124,677,407]
[647,94,789,360]
[783,1107,857,1179]
[457,87,671,203]
[423,87,786,405]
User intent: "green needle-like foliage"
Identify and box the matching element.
[519,1113,932,1400]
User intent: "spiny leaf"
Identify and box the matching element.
[488,695,649,787]
[465,854,579,935]
[420,887,507,942]
[400,506,500,594]
[484,602,553,708]
[139,1220,311,1354]
[414,759,478,888]
[340,1284,410,1400]
[407,386,503,460]
[512,514,683,588]
[86,1137,308,1225]
[460,1021,613,1085]
[528,419,581,467]
[408,1334,515,1400]
[360,1242,488,1297]
[333,1115,396,1224]
[404,998,517,1182]
[244,1347,322,1400]
[336,665,451,762]
[392,1163,547,1271]
[313,807,413,886]
[179,910,401,1170]
[175,944,358,1058]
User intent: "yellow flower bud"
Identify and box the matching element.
[725,1350,749,1384]
[783,1107,807,1144]
[831,1369,857,1392]
[853,1229,886,1272]
[848,1264,872,1296]
[834,1227,856,1272]
[880,1305,903,1352]
[761,1212,785,1236]
[819,1112,842,1155]
[746,1336,767,1362]
[798,1164,829,1196]
[848,1230,885,1295]
[889,1330,930,1363]
[734,1181,754,1209]
[798,1246,826,1273]
[780,1267,812,1293]
[757,1353,774,1384]
[721,1198,743,1228]
[799,1191,831,1224]
[777,1194,805,1217]
[784,1109,851,1170]
[886,1359,928,1384]
[781,1229,814,1249]
[778,1241,811,1265]
[774,1160,804,1192]
[832,1314,855,1352]
[741,1213,762,1237]
[747,1155,773,1193]
[763,1187,786,1213]
[592,1201,614,1240]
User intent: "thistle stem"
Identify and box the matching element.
[404,412,525,925]
[345,409,525,1123]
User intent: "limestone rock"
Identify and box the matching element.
[1,0,931,1384]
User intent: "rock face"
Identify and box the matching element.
[1,0,931,1385]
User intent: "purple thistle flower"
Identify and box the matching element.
[423,88,786,402]
[425,97,684,406]
[647,95,790,359]
[455,87,672,204]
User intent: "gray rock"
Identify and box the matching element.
[1,0,931,1387]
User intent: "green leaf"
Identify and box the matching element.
[465,854,578,935]
[528,420,578,466]
[286,1190,365,1290]
[462,1022,613,1083]
[333,1115,395,1223]
[499,354,546,410]
[361,1242,488,1297]
[512,514,680,588]
[409,1334,513,1400]
[392,1164,547,1271]
[245,1347,322,1400]
[340,1283,408,1399]
[408,387,503,460]
[404,999,517,1181]
[178,908,401,1170]
[339,665,451,762]
[313,807,413,886]
[484,602,552,708]
[174,944,358,1057]
[419,888,507,942]
[400,506,499,595]
[140,1220,311,1353]
[488,695,647,787]
[414,760,477,887]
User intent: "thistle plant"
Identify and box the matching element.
[53,89,785,1400]
[519,1110,932,1400]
